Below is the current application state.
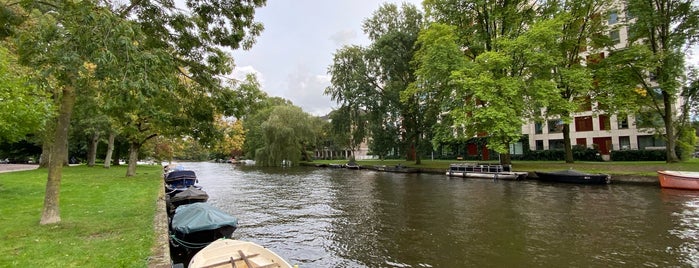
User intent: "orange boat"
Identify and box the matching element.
[657,170,699,190]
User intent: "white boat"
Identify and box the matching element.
[446,163,527,180]
[189,239,293,268]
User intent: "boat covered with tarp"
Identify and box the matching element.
[170,203,239,249]
[166,186,209,215]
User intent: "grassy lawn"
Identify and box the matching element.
[0,165,162,267]
[310,158,699,176]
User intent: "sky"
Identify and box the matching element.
[230,0,422,116]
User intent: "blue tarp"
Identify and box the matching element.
[171,203,238,234]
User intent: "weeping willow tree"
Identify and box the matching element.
[255,105,315,167]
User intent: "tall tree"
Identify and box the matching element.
[326,3,423,163]
[255,105,315,167]
[539,0,612,163]
[423,0,541,164]
[5,0,266,224]
[599,0,699,162]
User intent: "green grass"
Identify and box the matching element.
[310,158,699,176]
[0,165,162,267]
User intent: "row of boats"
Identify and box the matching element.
[448,163,699,189]
[163,166,293,268]
[326,161,699,188]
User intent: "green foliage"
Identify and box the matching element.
[0,46,53,142]
[677,125,697,160]
[255,105,315,166]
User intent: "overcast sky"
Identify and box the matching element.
[230,0,422,116]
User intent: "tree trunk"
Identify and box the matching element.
[563,123,574,163]
[39,141,51,168]
[126,141,140,177]
[40,86,76,225]
[87,132,99,167]
[103,132,115,168]
[663,91,679,163]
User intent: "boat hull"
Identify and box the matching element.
[535,170,610,184]
[657,170,699,190]
[189,239,292,268]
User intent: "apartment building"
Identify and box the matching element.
[520,5,671,160]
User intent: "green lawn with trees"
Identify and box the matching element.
[0,165,161,267]
[1,0,698,240]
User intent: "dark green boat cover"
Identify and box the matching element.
[171,203,238,234]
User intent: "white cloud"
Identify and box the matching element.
[231,65,265,87]
[283,66,333,116]
[330,29,358,46]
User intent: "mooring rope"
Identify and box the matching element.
[169,235,211,249]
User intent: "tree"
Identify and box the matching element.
[5,0,266,224]
[407,23,467,157]
[0,45,53,143]
[211,118,246,160]
[538,0,612,163]
[423,0,543,164]
[326,3,423,163]
[599,0,699,162]
[255,105,315,167]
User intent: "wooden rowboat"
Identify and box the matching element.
[189,239,293,268]
[657,170,699,190]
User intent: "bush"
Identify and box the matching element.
[610,149,666,161]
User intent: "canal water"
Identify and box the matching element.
[185,162,699,267]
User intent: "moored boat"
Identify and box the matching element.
[164,170,200,196]
[170,203,239,249]
[166,186,209,215]
[535,169,610,184]
[189,239,293,268]
[446,163,527,180]
[373,164,419,173]
[657,170,699,190]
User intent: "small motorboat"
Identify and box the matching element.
[535,169,610,184]
[170,203,238,248]
[657,170,699,190]
[166,186,209,215]
[189,239,293,268]
[164,170,200,196]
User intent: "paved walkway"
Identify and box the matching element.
[0,164,39,173]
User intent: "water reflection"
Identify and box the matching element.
[183,162,699,267]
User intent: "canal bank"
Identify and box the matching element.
[302,163,660,185]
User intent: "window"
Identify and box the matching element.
[576,138,587,146]
[509,142,524,155]
[599,114,611,130]
[549,139,565,150]
[575,116,593,132]
[610,30,620,44]
[535,140,544,150]
[609,11,618,24]
[548,119,563,133]
[637,135,666,149]
[535,122,543,134]
[619,136,630,150]
[617,114,629,129]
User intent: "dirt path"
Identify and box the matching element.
[0,164,39,173]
